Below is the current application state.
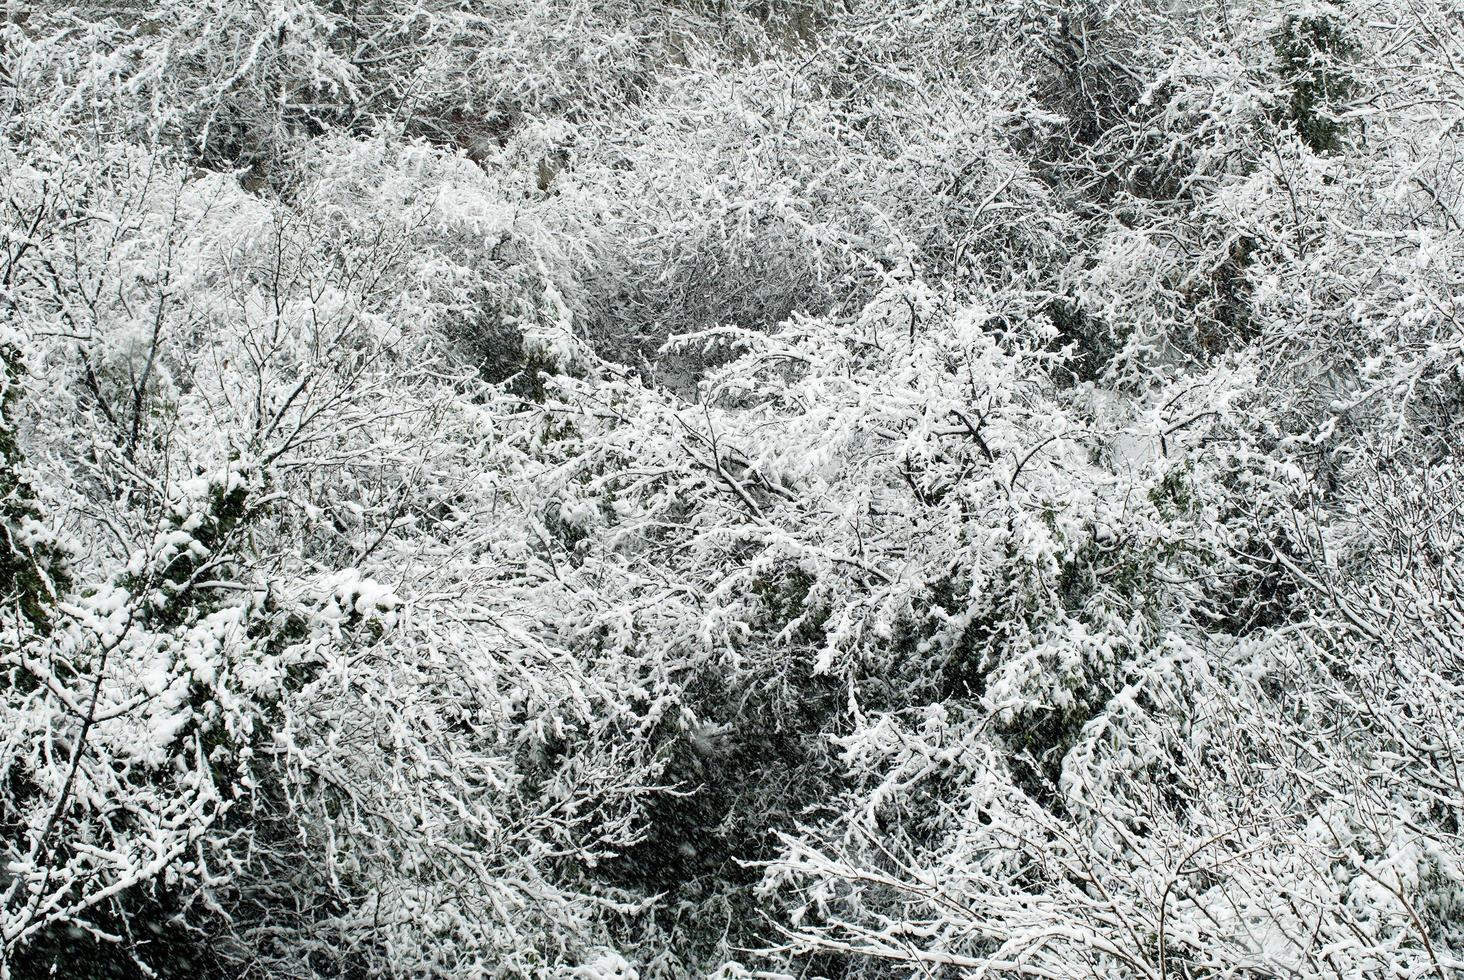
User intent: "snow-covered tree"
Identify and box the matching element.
[3,0,1464,977]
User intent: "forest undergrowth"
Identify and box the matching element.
[2,1,1464,977]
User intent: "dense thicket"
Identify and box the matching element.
[2,1,1463,977]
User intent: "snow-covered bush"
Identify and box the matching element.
[4,0,1464,977]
